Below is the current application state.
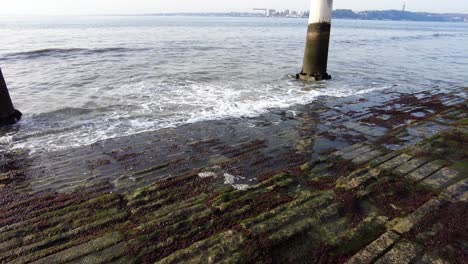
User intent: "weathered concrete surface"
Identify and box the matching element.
[0,87,466,263]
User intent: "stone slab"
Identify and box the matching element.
[421,167,461,191]
[440,179,468,203]
[31,232,124,264]
[342,146,374,160]
[378,154,412,171]
[393,198,444,234]
[407,162,445,182]
[369,151,402,168]
[406,123,449,139]
[374,240,423,264]
[416,253,451,264]
[346,231,400,264]
[344,122,387,137]
[394,158,428,176]
[332,143,365,157]
[352,150,383,165]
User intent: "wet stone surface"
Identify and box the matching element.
[0,87,466,263]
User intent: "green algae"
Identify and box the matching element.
[28,232,124,264]
[268,202,342,245]
[140,194,208,220]
[454,118,468,126]
[0,211,129,264]
[335,216,387,256]
[156,231,246,264]
[70,242,129,264]
[243,191,335,235]
[452,161,468,175]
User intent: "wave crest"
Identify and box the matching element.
[1,47,149,61]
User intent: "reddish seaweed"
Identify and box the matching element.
[406,202,468,264]
[133,189,294,263]
[369,178,435,219]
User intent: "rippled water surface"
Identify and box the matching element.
[0,16,467,152]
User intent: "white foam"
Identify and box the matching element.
[198,172,217,178]
[2,78,392,154]
[224,173,237,185]
[232,184,250,191]
[0,135,12,145]
[223,173,251,191]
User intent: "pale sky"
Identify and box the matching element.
[1,0,467,15]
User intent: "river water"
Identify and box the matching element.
[0,16,467,153]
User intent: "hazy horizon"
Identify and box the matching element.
[1,0,468,16]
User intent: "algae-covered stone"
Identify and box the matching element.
[440,178,468,202]
[336,168,380,190]
[342,146,374,161]
[394,158,428,176]
[407,162,445,182]
[30,232,124,264]
[416,253,450,264]
[296,138,313,152]
[70,242,129,264]
[369,151,402,168]
[352,150,383,165]
[374,239,423,264]
[333,143,365,157]
[336,216,388,257]
[393,198,444,234]
[346,231,400,264]
[268,215,320,245]
[420,167,461,191]
[0,238,22,255]
[378,154,412,171]
[0,173,8,183]
[156,230,245,264]
[242,191,334,235]
[134,203,211,234]
[9,208,127,262]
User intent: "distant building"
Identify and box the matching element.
[268,9,276,17]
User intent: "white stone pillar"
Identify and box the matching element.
[297,0,333,81]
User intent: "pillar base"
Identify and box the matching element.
[296,72,332,82]
[0,109,22,126]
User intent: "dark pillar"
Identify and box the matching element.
[0,68,22,126]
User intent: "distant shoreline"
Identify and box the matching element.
[139,10,468,23]
[1,10,467,23]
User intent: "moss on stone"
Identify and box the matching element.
[335,216,387,256]
[156,230,246,264]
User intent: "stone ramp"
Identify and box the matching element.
[0,87,467,263]
[1,130,466,263]
[335,134,467,263]
[1,134,466,262]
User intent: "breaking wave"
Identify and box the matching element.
[336,33,465,46]
[1,47,149,61]
[1,78,394,154]
[389,33,464,41]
